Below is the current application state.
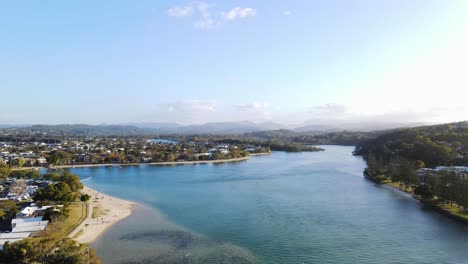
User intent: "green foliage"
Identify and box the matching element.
[8,170,27,179]
[34,182,76,202]
[80,194,91,202]
[59,171,83,192]
[355,122,468,212]
[355,122,468,168]
[387,158,417,185]
[46,150,72,165]
[0,163,11,180]
[25,170,42,179]
[43,209,69,223]
[6,170,42,179]
[42,172,61,181]
[165,153,176,162]
[267,141,324,152]
[0,237,101,264]
[422,170,468,211]
[413,185,433,199]
[0,200,17,219]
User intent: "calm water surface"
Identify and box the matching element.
[70,146,468,264]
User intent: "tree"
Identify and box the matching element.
[0,163,11,180]
[0,200,18,219]
[165,153,175,162]
[8,170,26,179]
[46,150,72,165]
[415,160,426,169]
[42,172,61,181]
[46,239,101,264]
[59,172,83,192]
[80,194,91,202]
[17,157,26,167]
[34,182,76,202]
[0,238,101,264]
[25,170,42,180]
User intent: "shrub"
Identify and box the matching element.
[80,194,91,202]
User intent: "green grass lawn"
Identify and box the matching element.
[439,203,468,220]
[45,202,88,241]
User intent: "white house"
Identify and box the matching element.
[17,206,53,218]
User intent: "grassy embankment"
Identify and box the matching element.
[44,202,88,242]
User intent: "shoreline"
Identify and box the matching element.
[12,156,255,171]
[249,152,272,156]
[68,185,135,244]
[49,156,251,169]
[368,177,468,225]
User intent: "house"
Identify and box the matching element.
[83,154,92,163]
[0,217,49,250]
[11,225,47,233]
[11,217,43,224]
[25,186,38,196]
[12,220,48,228]
[0,239,23,250]
[417,166,468,184]
[0,232,31,239]
[36,157,47,166]
[16,206,54,218]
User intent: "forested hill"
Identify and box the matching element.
[0,124,156,137]
[240,130,386,146]
[354,121,468,168]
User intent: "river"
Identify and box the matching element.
[69,146,468,264]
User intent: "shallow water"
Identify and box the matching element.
[70,146,468,264]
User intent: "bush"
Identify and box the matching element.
[43,209,69,222]
[413,185,433,199]
[80,194,91,202]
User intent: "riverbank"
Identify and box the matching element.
[68,185,135,243]
[51,156,251,169]
[249,152,272,156]
[370,178,468,225]
[11,156,253,171]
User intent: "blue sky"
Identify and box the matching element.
[0,1,467,125]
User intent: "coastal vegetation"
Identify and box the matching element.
[0,171,101,264]
[211,138,323,152]
[354,121,468,219]
[0,237,100,264]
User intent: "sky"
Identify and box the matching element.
[0,0,467,126]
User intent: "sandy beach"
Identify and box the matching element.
[68,185,134,244]
[65,156,254,243]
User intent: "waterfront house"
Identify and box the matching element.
[17,206,54,218]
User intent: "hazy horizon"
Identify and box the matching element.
[1,1,467,125]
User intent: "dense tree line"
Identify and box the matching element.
[34,172,83,202]
[0,171,100,263]
[415,170,468,212]
[357,122,468,214]
[355,121,468,168]
[208,138,323,152]
[0,237,100,264]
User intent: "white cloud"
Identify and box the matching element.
[194,1,216,29]
[167,4,194,17]
[221,7,256,21]
[167,2,256,29]
[283,10,292,16]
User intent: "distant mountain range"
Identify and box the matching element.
[0,121,435,136]
[121,121,287,134]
